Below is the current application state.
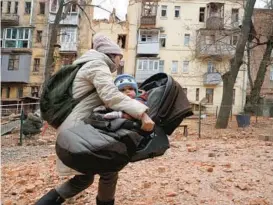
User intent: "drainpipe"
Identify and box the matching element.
[29,0,35,25]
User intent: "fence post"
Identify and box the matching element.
[19,103,24,146]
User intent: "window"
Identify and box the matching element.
[137,59,160,71]
[199,7,205,22]
[31,86,39,97]
[33,58,40,72]
[14,2,18,14]
[50,0,58,12]
[231,35,238,46]
[184,34,190,46]
[182,88,187,96]
[117,34,126,49]
[232,9,239,23]
[17,87,23,98]
[159,34,166,47]
[270,66,273,81]
[70,4,77,12]
[36,30,42,43]
[8,55,19,70]
[205,35,215,44]
[25,2,31,14]
[232,89,236,105]
[182,61,189,73]
[6,87,11,98]
[159,60,164,71]
[196,88,200,101]
[206,88,214,104]
[207,61,215,73]
[174,6,180,18]
[39,2,45,14]
[171,61,178,73]
[60,27,77,44]
[7,1,11,13]
[140,34,152,42]
[161,5,167,17]
[4,28,32,48]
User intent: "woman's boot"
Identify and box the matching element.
[35,189,65,205]
[96,197,115,205]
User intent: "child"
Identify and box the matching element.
[94,74,148,120]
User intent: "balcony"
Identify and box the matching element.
[49,13,79,25]
[206,16,224,30]
[59,42,77,53]
[203,72,222,85]
[196,29,236,59]
[135,59,163,83]
[1,14,19,26]
[137,42,159,55]
[205,2,224,30]
[140,16,156,26]
[1,54,31,83]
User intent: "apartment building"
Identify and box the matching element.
[1,0,93,108]
[126,0,248,114]
[1,0,48,105]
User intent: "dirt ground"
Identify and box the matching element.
[1,116,273,205]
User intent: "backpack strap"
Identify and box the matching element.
[76,88,97,103]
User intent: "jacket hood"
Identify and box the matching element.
[73,49,116,73]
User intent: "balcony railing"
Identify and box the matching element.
[1,14,19,26]
[203,72,222,85]
[140,16,156,26]
[137,42,159,55]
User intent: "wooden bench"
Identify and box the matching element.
[179,124,188,137]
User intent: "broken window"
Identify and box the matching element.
[8,54,19,70]
[14,2,18,14]
[37,30,42,43]
[25,2,31,14]
[206,88,214,104]
[160,34,166,47]
[232,9,239,23]
[199,7,205,22]
[7,1,11,13]
[117,34,126,49]
[50,0,58,12]
[40,2,45,14]
[33,58,40,72]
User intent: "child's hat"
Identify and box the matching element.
[114,74,138,94]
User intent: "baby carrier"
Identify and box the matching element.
[56,73,193,174]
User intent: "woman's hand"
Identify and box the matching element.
[140,113,155,132]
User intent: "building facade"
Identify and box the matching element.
[126,0,248,114]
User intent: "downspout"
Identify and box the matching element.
[29,0,35,25]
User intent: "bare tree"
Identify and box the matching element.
[215,0,256,128]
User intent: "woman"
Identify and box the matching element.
[36,34,154,205]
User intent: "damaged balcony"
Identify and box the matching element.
[140,0,158,27]
[137,29,159,55]
[1,14,19,26]
[205,2,224,30]
[196,29,238,59]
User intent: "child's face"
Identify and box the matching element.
[120,86,136,99]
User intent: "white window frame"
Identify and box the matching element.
[137,59,161,71]
[159,60,164,71]
[207,61,215,73]
[4,28,32,48]
[174,6,180,18]
[60,27,77,44]
[184,34,190,46]
[182,61,189,73]
[171,61,178,73]
[161,5,167,17]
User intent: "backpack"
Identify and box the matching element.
[40,64,95,129]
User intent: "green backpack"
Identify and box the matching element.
[40,64,95,129]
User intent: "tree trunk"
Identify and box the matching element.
[247,41,254,90]
[246,39,273,113]
[215,0,256,129]
[44,0,65,82]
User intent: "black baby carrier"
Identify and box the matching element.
[56,73,193,174]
